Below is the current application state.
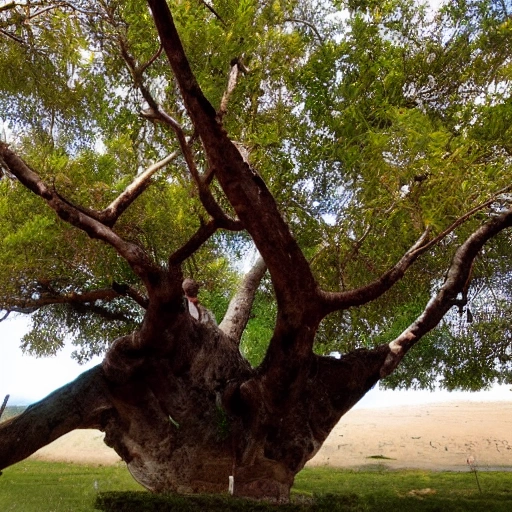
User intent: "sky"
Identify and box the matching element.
[0,315,102,405]
[1,313,510,407]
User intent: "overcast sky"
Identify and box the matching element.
[0,315,102,405]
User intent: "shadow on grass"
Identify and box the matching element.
[95,490,512,512]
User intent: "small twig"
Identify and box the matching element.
[0,395,10,421]
[199,0,226,26]
[409,183,512,258]
[0,1,17,13]
[0,27,26,45]
[138,44,163,75]
[283,18,324,43]
[467,456,482,493]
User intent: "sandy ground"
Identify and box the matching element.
[29,401,512,471]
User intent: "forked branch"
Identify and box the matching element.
[119,37,241,231]
[0,143,159,287]
[319,228,431,314]
[169,219,227,266]
[380,207,512,377]
[320,186,512,316]
[147,0,319,315]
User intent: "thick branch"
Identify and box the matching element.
[320,186,512,316]
[4,287,120,312]
[0,2,16,13]
[147,0,319,318]
[219,256,267,343]
[380,208,512,377]
[0,366,112,471]
[168,219,218,266]
[0,143,159,287]
[319,228,431,315]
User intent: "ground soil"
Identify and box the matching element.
[28,401,512,471]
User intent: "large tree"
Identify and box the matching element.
[1,0,511,502]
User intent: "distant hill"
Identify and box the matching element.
[0,405,27,422]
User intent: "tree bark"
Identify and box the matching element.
[0,367,111,468]
[0,316,392,501]
[219,256,267,343]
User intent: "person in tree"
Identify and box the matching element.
[182,278,216,324]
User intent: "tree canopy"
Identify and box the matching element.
[1,0,511,389]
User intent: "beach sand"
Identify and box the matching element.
[28,401,512,471]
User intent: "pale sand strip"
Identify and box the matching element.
[308,401,512,470]
[27,401,512,470]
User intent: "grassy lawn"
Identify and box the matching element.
[1,461,511,511]
[0,461,140,512]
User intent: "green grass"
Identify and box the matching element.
[1,461,512,511]
[294,466,512,511]
[0,460,140,512]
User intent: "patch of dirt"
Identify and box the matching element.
[308,401,512,471]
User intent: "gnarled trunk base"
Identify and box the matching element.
[0,322,391,502]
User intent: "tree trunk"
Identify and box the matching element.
[0,315,391,502]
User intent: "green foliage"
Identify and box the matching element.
[0,0,511,388]
[240,282,277,366]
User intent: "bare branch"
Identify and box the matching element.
[199,0,226,26]
[379,207,512,378]
[283,18,324,43]
[5,287,118,310]
[219,60,239,119]
[111,282,149,310]
[147,0,319,318]
[68,301,137,323]
[168,219,218,266]
[0,27,26,45]
[100,150,180,226]
[119,37,241,230]
[319,228,431,314]
[408,183,512,258]
[320,185,512,316]
[0,2,16,13]
[0,395,9,422]
[138,43,163,75]
[219,256,267,343]
[28,5,65,19]
[1,284,145,320]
